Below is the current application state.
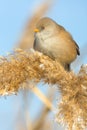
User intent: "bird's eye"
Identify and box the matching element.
[41,26,45,30]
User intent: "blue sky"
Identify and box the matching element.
[0,1,87,130]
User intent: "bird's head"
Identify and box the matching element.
[34,17,58,39]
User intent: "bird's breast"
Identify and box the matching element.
[34,33,77,64]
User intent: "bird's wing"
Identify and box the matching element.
[73,40,80,55]
[56,24,80,56]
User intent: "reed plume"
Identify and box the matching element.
[0,49,87,129]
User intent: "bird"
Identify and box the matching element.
[33,17,80,71]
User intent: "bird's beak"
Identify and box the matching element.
[34,28,39,33]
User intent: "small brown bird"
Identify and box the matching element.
[33,17,80,71]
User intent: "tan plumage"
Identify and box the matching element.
[33,17,80,71]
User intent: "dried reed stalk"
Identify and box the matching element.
[0,49,87,130]
[32,88,54,130]
[31,86,55,111]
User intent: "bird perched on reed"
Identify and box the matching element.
[33,17,80,71]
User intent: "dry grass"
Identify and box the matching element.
[0,49,87,130]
